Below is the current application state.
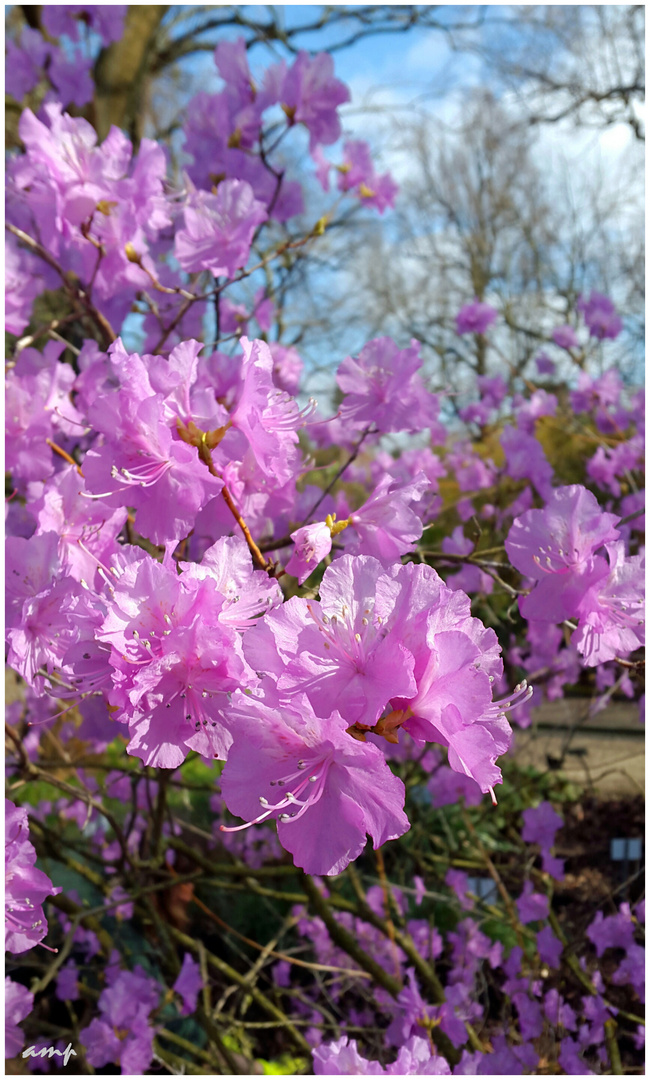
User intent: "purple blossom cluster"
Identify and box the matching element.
[75,949,200,1072]
[506,486,644,667]
[5,20,644,1073]
[6,316,545,877]
[5,800,60,954]
[6,8,126,109]
[284,849,645,1076]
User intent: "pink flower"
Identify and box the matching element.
[214,38,255,108]
[247,556,522,797]
[500,425,554,499]
[175,181,267,277]
[55,960,80,1002]
[522,800,563,850]
[173,954,202,1016]
[281,52,350,149]
[223,336,311,487]
[41,6,127,45]
[388,562,520,795]
[343,472,429,562]
[83,401,221,546]
[477,374,508,408]
[505,485,621,622]
[537,925,563,967]
[516,881,549,923]
[586,904,636,957]
[536,352,556,375]
[514,389,558,434]
[79,338,223,545]
[5,27,49,100]
[5,532,83,687]
[245,555,417,727]
[96,549,261,768]
[440,526,494,596]
[578,291,623,340]
[268,342,303,395]
[34,466,127,588]
[48,46,94,107]
[572,542,644,666]
[5,232,49,336]
[82,964,159,1073]
[552,325,579,349]
[5,340,83,493]
[456,300,498,335]
[337,337,437,434]
[313,1035,450,1074]
[428,765,482,808]
[285,522,333,584]
[337,140,375,191]
[313,1037,375,1074]
[220,689,409,875]
[6,799,60,953]
[5,977,35,1058]
[336,140,399,213]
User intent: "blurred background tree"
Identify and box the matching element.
[6,4,644,395]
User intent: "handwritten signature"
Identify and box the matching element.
[23,1043,77,1066]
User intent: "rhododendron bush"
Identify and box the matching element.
[5,7,644,1076]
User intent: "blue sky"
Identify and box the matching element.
[85,5,641,386]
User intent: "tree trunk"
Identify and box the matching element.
[92,4,169,144]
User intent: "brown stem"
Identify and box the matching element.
[12,313,80,356]
[220,483,269,571]
[6,728,130,866]
[6,222,116,348]
[176,869,367,979]
[165,924,311,1055]
[460,807,526,952]
[194,436,269,571]
[46,439,84,477]
[303,425,374,525]
[47,894,113,957]
[301,873,402,997]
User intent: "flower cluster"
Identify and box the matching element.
[283,845,645,1076]
[506,485,644,666]
[5,800,60,954]
[4,13,644,1073]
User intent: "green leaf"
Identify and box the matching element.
[257,1053,310,1075]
